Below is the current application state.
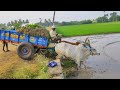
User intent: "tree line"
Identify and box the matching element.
[0,19,29,29]
[0,11,120,29]
[36,12,120,26]
[59,12,120,26]
[96,12,120,23]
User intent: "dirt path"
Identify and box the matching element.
[0,43,22,78]
[63,34,120,79]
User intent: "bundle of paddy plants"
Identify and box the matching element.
[17,24,50,39]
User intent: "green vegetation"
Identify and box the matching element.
[11,54,51,79]
[17,24,50,39]
[62,60,77,78]
[57,22,120,37]
[0,48,51,79]
[7,19,29,29]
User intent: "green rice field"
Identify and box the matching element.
[57,22,120,37]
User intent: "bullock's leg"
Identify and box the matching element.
[62,55,66,60]
[76,60,81,70]
[83,62,87,69]
[79,61,82,69]
[61,59,64,66]
[76,60,87,70]
[60,56,64,66]
[80,61,87,69]
[56,55,61,59]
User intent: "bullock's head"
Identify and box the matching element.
[89,47,100,56]
[82,38,100,56]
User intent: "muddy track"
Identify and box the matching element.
[103,41,120,62]
[102,41,120,61]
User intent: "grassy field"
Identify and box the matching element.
[0,42,51,79]
[57,22,120,37]
[0,42,76,79]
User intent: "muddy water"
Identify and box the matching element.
[62,34,120,79]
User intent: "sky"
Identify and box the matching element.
[0,11,120,24]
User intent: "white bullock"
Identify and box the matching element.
[55,39,100,69]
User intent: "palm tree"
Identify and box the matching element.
[104,11,105,16]
[39,18,42,24]
[48,19,52,26]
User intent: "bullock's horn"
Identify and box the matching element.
[85,38,88,43]
[85,38,90,45]
[85,38,92,48]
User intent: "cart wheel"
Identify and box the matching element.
[17,42,35,60]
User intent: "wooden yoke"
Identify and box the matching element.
[61,40,80,45]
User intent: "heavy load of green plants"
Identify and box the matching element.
[17,24,50,39]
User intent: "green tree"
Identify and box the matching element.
[39,18,42,25]
[26,19,29,23]
[109,12,117,22]
[7,22,11,26]
[11,21,14,25]
[96,16,109,23]
[18,19,22,24]
[15,20,18,23]
[117,15,120,21]
[48,19,52,26]
[43,19,49,26]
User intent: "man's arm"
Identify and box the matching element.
[56,33,58,36]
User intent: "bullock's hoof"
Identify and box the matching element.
[77,68,82,71]
[77,67,81,71]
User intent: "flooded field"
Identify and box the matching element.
[63,34,120,79]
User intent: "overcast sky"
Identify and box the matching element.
[0,11,120,24]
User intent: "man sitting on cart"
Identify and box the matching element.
[49,25,62,43]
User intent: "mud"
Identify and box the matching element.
[63,34,120,79]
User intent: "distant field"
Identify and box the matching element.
[56,22,120,37]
